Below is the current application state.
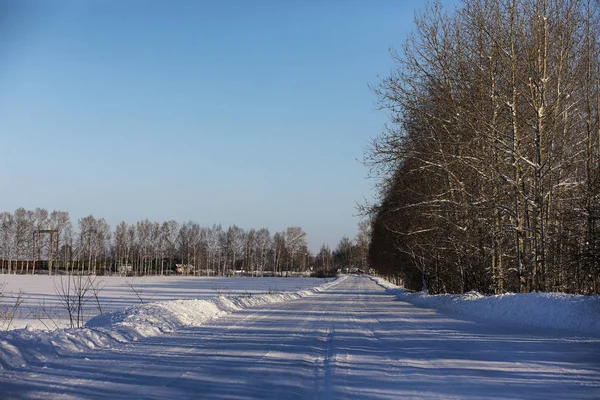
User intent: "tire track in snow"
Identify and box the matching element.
[217,294,335,397]
[162,277,347,397]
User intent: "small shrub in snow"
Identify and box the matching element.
[54,274,105,328]
[0,283,24,331]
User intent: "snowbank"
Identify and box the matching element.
[0,276,346,370]
[0,275,330,331]
[372,276,600,337]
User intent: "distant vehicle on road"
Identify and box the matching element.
[348,267,365,274]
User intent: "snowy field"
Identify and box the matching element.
[0,275,342,372]
[0,275,328,331]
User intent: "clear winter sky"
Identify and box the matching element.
[0,0,458,252]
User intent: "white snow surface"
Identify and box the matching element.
[372,276,600,337]
[0,276,344,371]
[0,275,599,399]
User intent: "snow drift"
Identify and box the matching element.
[0,276,346,371]
[372,276,600,337]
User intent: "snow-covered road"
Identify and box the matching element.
[2,276,599,399]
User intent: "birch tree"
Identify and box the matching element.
[367,0,600,294]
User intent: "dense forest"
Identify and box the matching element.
[367,0,600,295]
[0,208,370,277]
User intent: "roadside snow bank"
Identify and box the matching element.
[0,276,345,370]
[372,276,600,337]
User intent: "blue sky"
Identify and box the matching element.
[0,0,458,251]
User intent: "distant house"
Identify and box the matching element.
[176,264,195,275]
[117,264,133,276]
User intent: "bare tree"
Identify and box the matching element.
[0,212,15,274]
[285,227,307,274]
[0,210,319,278]
[54,274,104,328]
[367,0,600,294]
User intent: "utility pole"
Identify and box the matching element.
[37,227,59,275]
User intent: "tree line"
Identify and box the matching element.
[367,0,600,295]
[0,207,370,277]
